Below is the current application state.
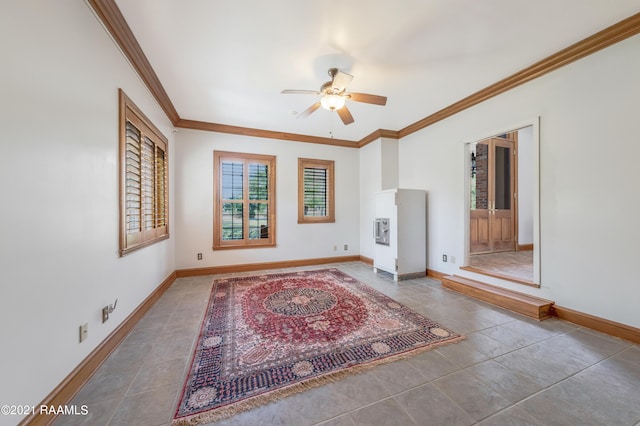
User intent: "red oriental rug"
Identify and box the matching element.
[173,268,462,425]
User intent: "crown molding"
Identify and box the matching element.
[176,119,358,148]
[357,129,400,148]
[87,2,640,147]
[87,0,180,124]
[398,11,640,139]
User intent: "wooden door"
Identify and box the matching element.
[470,136,515,254]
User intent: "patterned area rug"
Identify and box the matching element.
[173,268,462,425]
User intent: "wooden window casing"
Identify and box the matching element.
[119,89,169,256]
[298,158,335,224]
[213,151,276,249]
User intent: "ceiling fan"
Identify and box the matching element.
[281,68,387,125]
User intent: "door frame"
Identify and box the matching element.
[462,117,541,285]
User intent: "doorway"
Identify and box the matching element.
[464,122,539,286]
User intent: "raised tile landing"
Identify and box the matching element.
[465,250,534,285]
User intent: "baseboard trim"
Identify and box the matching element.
[175,255,361,277]
[553,305,640,344]
[517,244,534,251]
[359,255,373,266]
[20,271,177,426]
[426,269,639,343]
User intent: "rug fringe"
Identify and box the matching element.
[172,334,464,426]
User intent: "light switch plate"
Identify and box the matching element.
[79,323,88,343]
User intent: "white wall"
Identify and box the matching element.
[517,126,534,245]
[174,129,360,269]
[380,138,399,190]
[394,34,640,328]
[359,140,383,260]
[358,137,401,261]
[0,1,175,421]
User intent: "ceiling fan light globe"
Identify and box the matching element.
[321,94,345,111]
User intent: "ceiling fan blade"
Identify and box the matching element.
[347,92,387,106]
[331,71,353,94]
[337,105,354,125]
[282,89,322,95]
[298,102,321,119]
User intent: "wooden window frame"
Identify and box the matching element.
[213,151,276,249]
[298,158,335,224]
[118,89,169,256]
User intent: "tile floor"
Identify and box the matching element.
[54,262,640,426]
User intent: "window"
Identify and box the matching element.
[213,151,276,249]
[298,158,335,224]
[119,89,169,256]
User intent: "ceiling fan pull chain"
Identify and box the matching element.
[329,113,334,139]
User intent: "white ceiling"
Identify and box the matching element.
[115,0,640,141]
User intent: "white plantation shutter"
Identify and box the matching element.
[142,136,155,231]
[125,121,142,236]
[155,146,167,228]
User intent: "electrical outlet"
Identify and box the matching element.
[333,245,337,251]
[79,323,88,343]
[102,299,118,323]
[197,253,203,260]
[442,254,447,262]
[344,244,348,251]
[450,255,456,264]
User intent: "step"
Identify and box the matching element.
[440,275,554,320]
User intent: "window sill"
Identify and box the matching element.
[212,243,277,250]
[298,218,335,224]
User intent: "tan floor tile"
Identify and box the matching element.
[53,262,640,425]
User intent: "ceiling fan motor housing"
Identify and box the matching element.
[320,80,334,94]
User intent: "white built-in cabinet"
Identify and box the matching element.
[373,188,426,281]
